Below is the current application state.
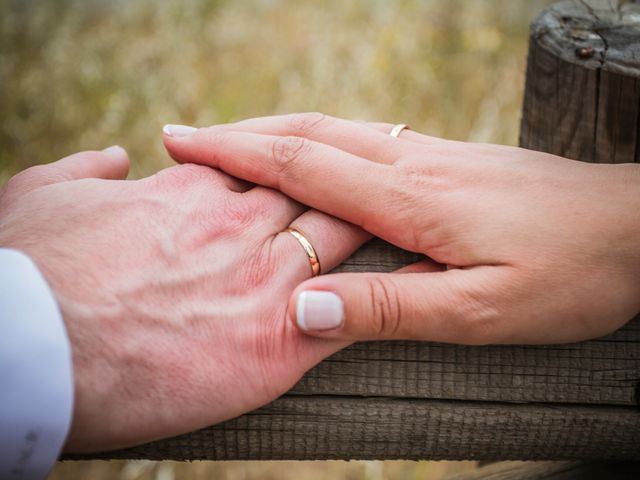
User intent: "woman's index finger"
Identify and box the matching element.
[163,128,400,237]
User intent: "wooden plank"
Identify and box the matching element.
[67,396,640,461]
[292,326,640,406]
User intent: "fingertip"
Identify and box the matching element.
[163,124,198,138]
[295,291,309,331]
[162,125,199,165]
[102,144,126,156]
[291,287,345,333]
[100,145,130,179]
[102,145,128,164]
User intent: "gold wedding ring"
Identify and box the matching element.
[284,227,321,277]
[389,124,410,138]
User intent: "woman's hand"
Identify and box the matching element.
[0,144,367,452]
[163,113,640,345]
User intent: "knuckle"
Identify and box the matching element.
[4,171,29,194]
[5,165,60,195]
[239,240,279,291]
[152,163,219,189]
[185,196,259,249]
[18,165,53,182]
[222,196,260,230]
[394,156,442,191]
[270,136,310,178]
[368,277,402,338]
[386,159,448,252]
[287,112,328,136]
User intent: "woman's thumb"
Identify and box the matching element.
[289,269,495,343]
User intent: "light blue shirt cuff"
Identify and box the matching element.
[0,248,74,480]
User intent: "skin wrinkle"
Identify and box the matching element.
[287,112,328,137]
[369,276,402,338]
[229,239,276,295]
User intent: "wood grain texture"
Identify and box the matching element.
[76,0,640,462]
[68,396,640,461]
[520,0,640,163]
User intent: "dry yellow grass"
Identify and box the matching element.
[1,0,553,478]
[51,459,478,480]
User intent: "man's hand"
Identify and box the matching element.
[163,113,640,345]
[0,145,368,452]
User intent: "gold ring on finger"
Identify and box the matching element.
[284,227,321,277]
[389,124,410,138]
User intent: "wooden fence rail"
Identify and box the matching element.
[70,0,640,463]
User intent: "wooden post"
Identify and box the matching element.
[520,0,640,163]
[67,0,640,463]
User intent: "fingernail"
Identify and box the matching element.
[102,145,125,157]
[163,124,197,137]
[296,291,344,332]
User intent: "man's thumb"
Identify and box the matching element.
[289,269,496,344]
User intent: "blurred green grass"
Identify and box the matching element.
[1,0,553,478]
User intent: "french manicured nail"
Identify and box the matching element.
[163,124,197,137]
[296,291,344,332]
[102,145,125,157]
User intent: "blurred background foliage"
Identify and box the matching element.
[0,0,553,184]
[2,0,553,478]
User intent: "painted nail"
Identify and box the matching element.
[296,291,344,332]
[163,124,198,137]
[102,145,125,157]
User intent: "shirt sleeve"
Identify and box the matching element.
[0,248,74,480]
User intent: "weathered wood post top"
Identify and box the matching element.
[521,0,640,163]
